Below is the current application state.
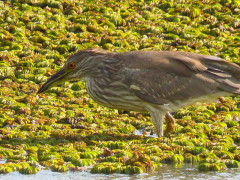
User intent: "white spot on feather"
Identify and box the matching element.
[130,85,141,91]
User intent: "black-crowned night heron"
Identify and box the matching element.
[38,48,240,137]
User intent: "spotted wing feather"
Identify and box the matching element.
[115,51,240,105]
[122,69,218,105]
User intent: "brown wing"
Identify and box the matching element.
[115,51,240,105]
[121,69,219,105]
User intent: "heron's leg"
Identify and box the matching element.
[149,111,165,137]
[164,112,176,136]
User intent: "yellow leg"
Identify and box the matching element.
[149,111,164,137]
[164,112,176,136]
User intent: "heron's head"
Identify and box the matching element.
[37,48,111,94]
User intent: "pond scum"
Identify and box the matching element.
[0,0,239,175]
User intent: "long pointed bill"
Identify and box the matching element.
[37,69,69,94]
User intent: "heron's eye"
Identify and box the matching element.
[67,62,75,69]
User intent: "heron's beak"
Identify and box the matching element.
[37,69,69,94]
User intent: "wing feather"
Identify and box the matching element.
[115,51,240,105]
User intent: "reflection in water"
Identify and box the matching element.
[0,164,239,180]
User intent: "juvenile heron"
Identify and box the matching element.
[38,48,240,137]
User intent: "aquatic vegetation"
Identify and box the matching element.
[18,165,39,174]
[70,158,96,167]
[198,161,227,171]
[90,162,144,174]
[0,163,15,174]
[50,164,68,172]
[0,162,39,174]
[184,153,200,163]
[168,154,184,164]
[223,160,240,168]
[0,0,239,176]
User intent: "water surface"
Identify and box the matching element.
[1,164,239,180]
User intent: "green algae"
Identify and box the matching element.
[0,0,239,175]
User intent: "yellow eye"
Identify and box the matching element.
[67,62,75,69]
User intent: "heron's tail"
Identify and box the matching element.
[201,56,240,94]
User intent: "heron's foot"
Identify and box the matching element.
[164,112,176,136]
[218,97,226,103]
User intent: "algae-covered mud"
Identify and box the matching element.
[0,0,239,177]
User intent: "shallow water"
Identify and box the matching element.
[1,164,239,180]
